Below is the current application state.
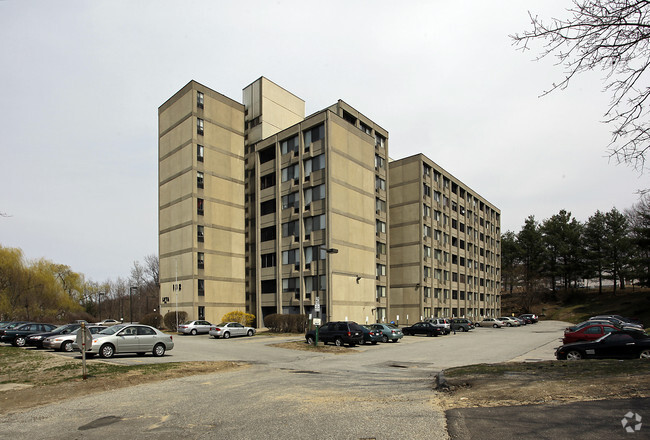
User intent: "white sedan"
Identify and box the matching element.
[209,322,255,339]
[475,318,505,328]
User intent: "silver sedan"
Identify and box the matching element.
[209,322,255,339]
[43,325,106,352]
[72,324,174,358]
[178,320,213,335]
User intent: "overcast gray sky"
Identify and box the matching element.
[1,0,647,282]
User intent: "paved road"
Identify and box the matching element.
[1,321,569,439]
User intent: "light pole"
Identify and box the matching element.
[98,291,105,321]
[314,246,338,346]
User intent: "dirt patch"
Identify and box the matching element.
[435,360,650,409]
[269,340,359,354]
[0,346,247,415]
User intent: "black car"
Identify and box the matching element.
[0,323,57,347]
[26,323,82,348]
[519,314,538,323]
[402,322,444,337]
[305,321,364,347]
[556,330,650,360]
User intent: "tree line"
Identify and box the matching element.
[502,195,650,310]
[0,245,160,324]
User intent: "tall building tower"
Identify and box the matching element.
[389,154,501,322]
[158,81,246,323]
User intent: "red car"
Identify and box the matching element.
[562,323,619,344]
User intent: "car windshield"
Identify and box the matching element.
[52,324,72,332]
[98,324,127,335]
[215,323,228,326]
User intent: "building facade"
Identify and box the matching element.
[159,77,499,326]
[389,154,501,322]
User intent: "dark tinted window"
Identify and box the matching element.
[137,326,156,336]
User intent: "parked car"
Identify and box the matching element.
[43,326,107,352]
[451,318,474,332]
[26,323,82,348]
[562,323,623,344]
[360,325,382,345]
[304,321,364,346]
[499,317,521,327]
[402,322,444,337]
[178,320,213,335]
[96,319,121,327]
[209,322,256,339]
[513,317,526,326]
[426,318,451,334]
[519,314,539,323]
[589,315,643,330]
[72,324,174,358]
[475,318,504,328]
[556,330,650,360]
[0,323,57,347]
[0,321,29,333]
[368,323,403,342]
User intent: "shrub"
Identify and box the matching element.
[221,311,255,326]
[163,311,187,331]
[263,313,308,333]
[140,313,163,328]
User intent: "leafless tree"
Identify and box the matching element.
[511,0,650,171]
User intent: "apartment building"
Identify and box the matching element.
[389,154,501,322]
[158,77,499,326]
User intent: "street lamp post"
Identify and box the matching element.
[98,291,105,321]
[314,246,338,346]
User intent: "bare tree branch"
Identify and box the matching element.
[511,0,650,171]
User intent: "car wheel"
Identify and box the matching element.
[460,327,466,332]
[137,352,145,356]
[247,330,254,337]
[393,338,399,343]
[475,323,480,327]
[566,350,582,361]
[14,337,26,347]
[61,341,73,352]
[223,332,230,339]
[493,324,499,328]
[153,343,166,357]
[306,335,315,345]
[334,338,343,347]
[190,329,197,335]
[382,335,388,343]
[100,344,115,359]
[640,349,650,359]
[359,339,365,345]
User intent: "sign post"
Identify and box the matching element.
[75,322,93,380]
[314,296,321,346]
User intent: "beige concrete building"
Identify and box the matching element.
[389,154,501,322]
[158,81,246,323]
[159,77,499,326]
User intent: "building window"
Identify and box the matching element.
[304,154,325,178]
[198,279,205,296]
[304,184,325,204]
[375,133,386,149]
[197,198,204,216]
[376,264,386,277]
[260,226,276,242]
[423,184,431,197]
[197,118,204,135]
[424,287,431,298]
[198,306,205,319]
[197,252,204,270]
[282,192,299,210]
[304,246,325,264]
[197,171,204,189]
[261,280,276,293]
[423,163,431,177]
[281,135,300,155]
[259,146,275,164]
[304,124,325,147]
[424,266,432,278]
[305,275,326,293]
[282,277,299,293]
[197,91,204,109]
[376,307,386,323]
[282,249,300,265]
[375,176,386,191]
[423,225,431,238]
[360,121,372,134]
[375,198,386,213]
[282,220,299,238]
[260,172,276,189]
[376,286,386,298]
[375,154,385,170]
[376,220,386,234]
[424,245,431,258]
[197,225,204,243]
[260,199,276,216]
[376,241,387,256]
[304,214,325,234]
[262,252,275,267]
[281,164,299,182]
[197,144,204,162]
